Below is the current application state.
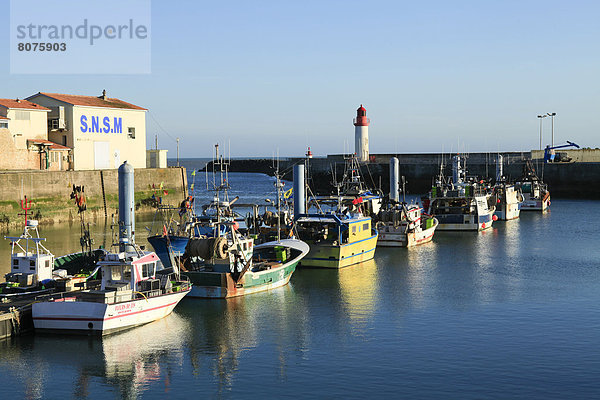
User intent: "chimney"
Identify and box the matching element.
[16,98,21,103]
[100,89,107,100]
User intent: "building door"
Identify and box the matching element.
[58,153,62,170]
[94,142,110,169]
[113,149,120,168]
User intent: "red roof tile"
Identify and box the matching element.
[32,92,147,111]
[0,116,9,120]
[27,139,70,150]
[0,99,50,111]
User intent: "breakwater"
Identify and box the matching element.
[0,167,187,227]
[204,149,600,198]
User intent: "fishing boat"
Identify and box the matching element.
[33,245,191,335]
[423,155,496,231]
[2,196,104,301]
[295,213,378,268]
[376,157,438,247]
[291,161,378,268]
[492,155,523,221]
[178,163,310,298]
[493,184,523,220]
[32,162,191,335]
[181,234,309,298]
[377,203,438,247]
[516,160,550,212]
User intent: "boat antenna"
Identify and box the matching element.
[275,149,282,243]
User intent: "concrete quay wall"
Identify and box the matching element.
[0,167,187,226]
[211,150,600,198]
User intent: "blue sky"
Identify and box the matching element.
[2,0,599,157]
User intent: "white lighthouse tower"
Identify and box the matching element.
[354,104,370,162]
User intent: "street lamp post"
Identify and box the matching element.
[547,112,556,147]
[537,114,547,150]
[176,137,180,167]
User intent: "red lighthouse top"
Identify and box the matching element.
[353,104,370,126]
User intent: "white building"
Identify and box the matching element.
[27,90,147,170]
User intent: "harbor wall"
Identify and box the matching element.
[0,167,187,226]
[206,149,600,198]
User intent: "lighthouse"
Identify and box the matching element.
[354,104,370,162]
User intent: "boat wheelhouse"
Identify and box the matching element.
[295,213,378,268]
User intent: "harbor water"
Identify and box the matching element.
[0,168,599,399]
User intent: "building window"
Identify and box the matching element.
[0,121,7,129]
[62,135,67,146]
[128,127,135,139]
[15,111,30,120]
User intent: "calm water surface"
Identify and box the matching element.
[0,171,599,399]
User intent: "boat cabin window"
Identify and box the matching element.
[141,262,155,278]
[13,259,18,266]
[352,225,357,234]
[30,260,35,267]
[363,223,369,231]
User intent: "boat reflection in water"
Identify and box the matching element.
[182,284,310,394]
[0,313,190,399]
[335,259,379,334]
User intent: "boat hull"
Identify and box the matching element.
[184,239,309,299]
[494,203,521,220]
[520,195,550,212]
[435,212,493,231]
[378,220,437,247]
[32,289,190,335]
[185,260,297,299]
[299,233,378,268]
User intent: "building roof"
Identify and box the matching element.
[31,92,147,111]
[0,116,9,120]
[27,139,71,150]
[0,99,50,111]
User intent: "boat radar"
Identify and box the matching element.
[353,105,370,163]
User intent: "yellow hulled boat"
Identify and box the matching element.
[295,213,378,269]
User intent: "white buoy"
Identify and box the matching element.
[390,157,400,202]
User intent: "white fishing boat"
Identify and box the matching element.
[377,203,438,247]
[2,198,104,301]
[423,155,496,231]
[493,184,523,220]
[376,158,438,247]
[32,162,191,335]
[493,155,523,221]
[33,247,191,335]
[516,160,550,212]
